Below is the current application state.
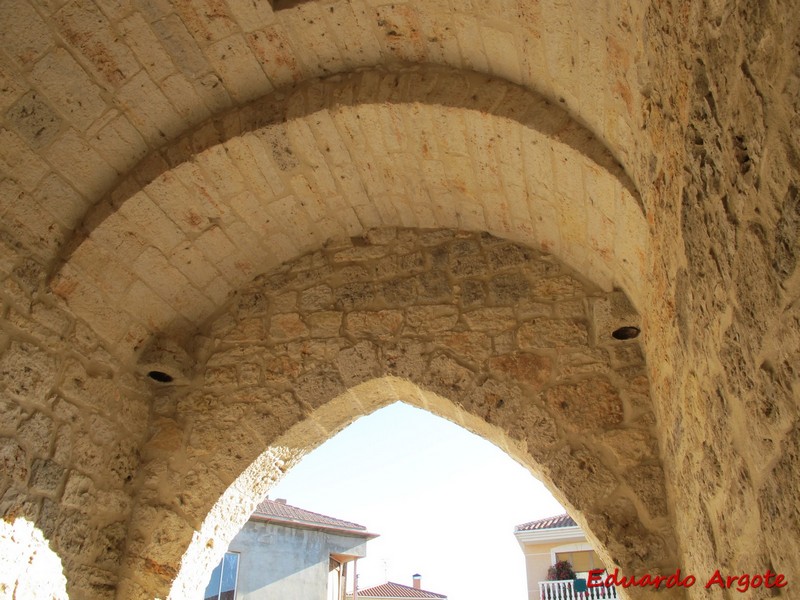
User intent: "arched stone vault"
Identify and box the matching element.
[51,65,647,365]
[1,0,799,599]
[119,229,678,599]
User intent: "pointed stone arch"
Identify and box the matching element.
[115,229,677,599]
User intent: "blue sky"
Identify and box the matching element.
[269,402,566,600]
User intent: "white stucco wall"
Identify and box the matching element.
[226,520,369,600]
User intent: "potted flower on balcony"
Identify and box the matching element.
[542,561,577,599]
[547,560,577,581]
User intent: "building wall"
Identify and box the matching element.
[519,534,604,599]
[521,541,556,599]
[227,521,368,600]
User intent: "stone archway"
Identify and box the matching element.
[114,229,678,599]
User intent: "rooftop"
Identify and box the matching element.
[514,513,577,532]
[352,581,447,599]
[252,498,370,534]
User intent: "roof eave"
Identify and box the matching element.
[249,514,379,539]
[514,524,585,544]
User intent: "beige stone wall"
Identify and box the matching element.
[129,229,673,599]
[0,250,150,598]
[0,0,797,599]
[638,0,800,592]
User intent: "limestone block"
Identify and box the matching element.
[61,471,96,509]
[5,91,62,149]
[0,1,51,65]
[518,318,589,349]
[532,274,586,300]
[29,48,106,130]
[334,282,376,309]
[293,368,346,409]
[546,447,618,512]
[345,310,404,339]
[545,378,624,432]
[463,307,516,332]
[268,313,309,342]
[28,458,65,495]
[299,284,334,311]
[17,412,54,458]
[448,252,488,278]
[456,279,486,307]
[591,498,669,571]
[55,0,139,87]
[379,278,416,306]
[0,437,29,484]
[414,270,452,303]
[0,398,22,432]
[53,509,95,561]
[335,341,381,386]
[598,428,657,470]
[487,352,553,390]
[383,339,426,380]
[435,331,492,365]
[424,354,475,400]
[0,342,56,404]
[405,305,459,332]
[263,354,302,383]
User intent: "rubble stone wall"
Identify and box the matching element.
[0,249,150,599]
[129,229,675,599]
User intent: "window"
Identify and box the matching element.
[203,552,239,600]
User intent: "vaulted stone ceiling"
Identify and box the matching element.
[0,0,798,599]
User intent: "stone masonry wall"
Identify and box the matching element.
[636,0,800,595]
[123,229,679,600]
[0,241,150,599]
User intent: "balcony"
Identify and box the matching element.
[539,579,619,600]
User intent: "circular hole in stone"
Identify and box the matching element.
[612,326,640,340]
[147,370,174,383]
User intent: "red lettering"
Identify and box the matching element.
[587,569,604,588]
[666,569,686,588]
[774,574,787,588]
[736,574,751,592]
[587,569,699,590]
[726,575,739,588]
[750,575,763,587]
[652,575,668,588]
[764,569,777,588]
[604,569,621,588]
[705,570,725,589]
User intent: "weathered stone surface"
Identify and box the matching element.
[345,310,404,339]
[29,458,65,495]
[487,352,552,389]
[518,318,589,349]
[268,313,309,341]
[405,305,459,332]
[0,0,796,594]
[544,378,624,431]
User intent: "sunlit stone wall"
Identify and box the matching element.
[127,229,678,599]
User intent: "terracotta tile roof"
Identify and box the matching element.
[252,498,368,533]
[515,513,577,531]
[352,582,447,598]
